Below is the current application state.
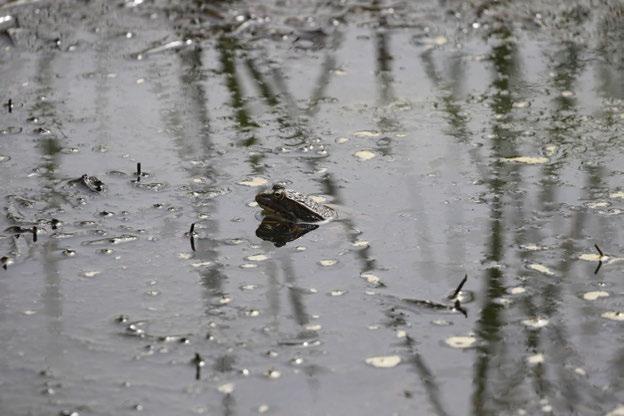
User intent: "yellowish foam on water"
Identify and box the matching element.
[218,383,234,394]
[365,355,401,368]
[361,273,381,286]
[582,291,609,301]
[445,336,476,349]
[503,156,549,165]
[601,311,624,321]
[527,353,544,365]
[522,317,549,328]
[610,191,624,199]
[521,243,544,251]
[433,35,448,46]
[354,150,377,161]
[606,405,624,416]
[238,177,268,187]
[310,195,327,203]
[319,259,337,267]
[353,130,381,138]
[247,254,268,262]
[528,263,554,275]
[578,253,607,261]
[508,287,526,295]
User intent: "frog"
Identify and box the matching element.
[255,184,336,223]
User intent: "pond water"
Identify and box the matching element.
[1,0,624,415]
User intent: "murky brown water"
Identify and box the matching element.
[1,0,624,415]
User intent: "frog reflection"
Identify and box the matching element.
[255,217,318,247]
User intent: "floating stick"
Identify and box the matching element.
[189,223,196,252]
[594,244,604,257]
[449,274,468,300]
[192,352,205,380]
[594,260,602,275]
[32,226,37,242]
[454,299,468,318]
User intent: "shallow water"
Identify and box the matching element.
[1,0,624,415]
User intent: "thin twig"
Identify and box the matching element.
[449,274,468,300]
[189,223,196,252]
[594,244,604,257]
[594,260,602,275]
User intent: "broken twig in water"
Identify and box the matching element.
[594,244,604,257]
[454,299,468,318]
[594,260,602,275]
[189,223,196,252]
[192,352,205,380]
[32,226,37,242]
[6,98,13,113]
[449,274,468,300]
[136,162,141,182]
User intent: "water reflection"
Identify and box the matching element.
[255,216,318,247]
[2,0,624,414]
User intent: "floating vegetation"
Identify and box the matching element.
[528,263,555,276]
[353,130,381,138]
[606,405,624,416]
[582,291,609,301]
[578,253,606,262]
[508,287,526,295]
[218,383,234,394]
[522,318,549,329]
[502,156,549,165]
[354,150,377,161]
[238,177,268,187]
[361,272,384,287]
[601,311,624,322]
[527,353,545,365]
[246,254,268,262]
[365,355,401,368]
[445,336,476,349]
[265,368,281,379]
[82,235,138,246]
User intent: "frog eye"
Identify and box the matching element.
[274,189,286,200]
[272,183,286,192]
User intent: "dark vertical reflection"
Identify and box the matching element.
[29,48,64,358]
[217,35,258,147]
[596,2,624,99]
[404,337,450,416]
[283,257,309,326]
[150,44,226,316]
[372,0,398,148]
[472,22,523,416]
